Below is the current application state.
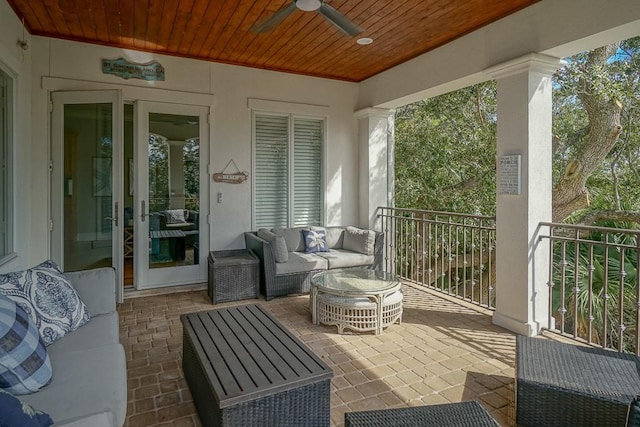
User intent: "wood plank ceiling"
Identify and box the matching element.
[8,0,540,82]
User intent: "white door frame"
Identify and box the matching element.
[50,90,124,302]
[134,100,210,289]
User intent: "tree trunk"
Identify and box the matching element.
[552,44,623,222]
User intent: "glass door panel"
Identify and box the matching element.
[51,90,124,301]
[135,102,208,288]
[62,103,114,271]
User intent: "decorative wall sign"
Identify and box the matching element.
[499,155,521,195]
[213,159,249,184]
[102,58,165,81]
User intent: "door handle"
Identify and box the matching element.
[105,202,119,227]
[141,200,148,222]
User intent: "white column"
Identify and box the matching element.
[355,108,394,230]
[167,140,186,209]
[485,54,565,336]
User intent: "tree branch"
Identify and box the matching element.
[574,210,640,226]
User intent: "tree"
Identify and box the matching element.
[553,38,640,224]
[394,83,497,216]
[395,37,640,225]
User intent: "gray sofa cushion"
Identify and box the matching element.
[257,229,288,263]
[66,268,116,317]
[343,226,375,255]
[275,252,328,275]
[20,344,127,426]
[313,226,345,249]
[315,249,374,269]
[272,227,307,252]
[46,313,119,356]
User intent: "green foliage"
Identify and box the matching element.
[551,225,639,352]
[395,37,640,219]
[394,83,497,215]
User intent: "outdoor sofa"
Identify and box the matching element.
[13,267,127,426]
[245,226,383,300]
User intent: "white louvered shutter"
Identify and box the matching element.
[293,118,323,227]
[255,114,289,228]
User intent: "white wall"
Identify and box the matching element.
[7,31,359,271]
[358,0,640,109]
[0,0,34,273]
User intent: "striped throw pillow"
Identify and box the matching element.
[0,294,53,395]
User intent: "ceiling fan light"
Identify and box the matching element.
[296,0,322,12]
[357,37,373,45]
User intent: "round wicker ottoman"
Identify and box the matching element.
[316,291,403,334]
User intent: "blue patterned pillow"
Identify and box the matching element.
[0,294,52,395]
[0,389,53,426]
[0,261,91,346]
[303,229,329,253]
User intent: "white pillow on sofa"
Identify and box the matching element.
[343,227,375,255]
[0,261,91,346]
[166,209,188,224]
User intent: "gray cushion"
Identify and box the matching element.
[46,313,119,356]
[315,249,374,269]
[257,229,289,263]
[20,344,127,426]
[313,226,345,249]
[343,227,375,255]
[65,268,115,317]
[272,227,307,252]
[274,252,328,275]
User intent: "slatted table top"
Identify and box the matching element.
[150,230,186,238]
[181,304,332,409]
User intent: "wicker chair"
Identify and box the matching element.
[516,335,640,427]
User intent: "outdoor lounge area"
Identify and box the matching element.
[2,0,640,426]
[120,284,517,426]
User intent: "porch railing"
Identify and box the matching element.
[378,207,497,309]
[539,222,640,355]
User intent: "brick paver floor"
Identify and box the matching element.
[119,284,516,426]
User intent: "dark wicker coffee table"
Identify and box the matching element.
[516,335,640,427]
[344,401,499,426]
[181,304,332,427]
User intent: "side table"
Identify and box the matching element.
[208,249,260,304]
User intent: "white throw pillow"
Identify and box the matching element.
[0,260,91,346]
[166,209,187,224]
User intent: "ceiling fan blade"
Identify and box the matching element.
[317,3,363,37]
[252,2,297,33]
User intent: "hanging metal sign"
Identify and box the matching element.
[102,58,165,81]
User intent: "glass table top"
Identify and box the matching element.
[311,268,400,295]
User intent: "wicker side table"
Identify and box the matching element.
[208,249,259,304]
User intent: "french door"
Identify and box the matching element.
[135,101,209,288]
[51,93,209,295]
[51,90,124,301]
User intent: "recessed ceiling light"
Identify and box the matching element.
[357,37,373,45]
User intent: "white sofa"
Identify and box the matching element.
[19,267,127,427]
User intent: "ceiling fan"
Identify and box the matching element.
[252,0,363,37]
